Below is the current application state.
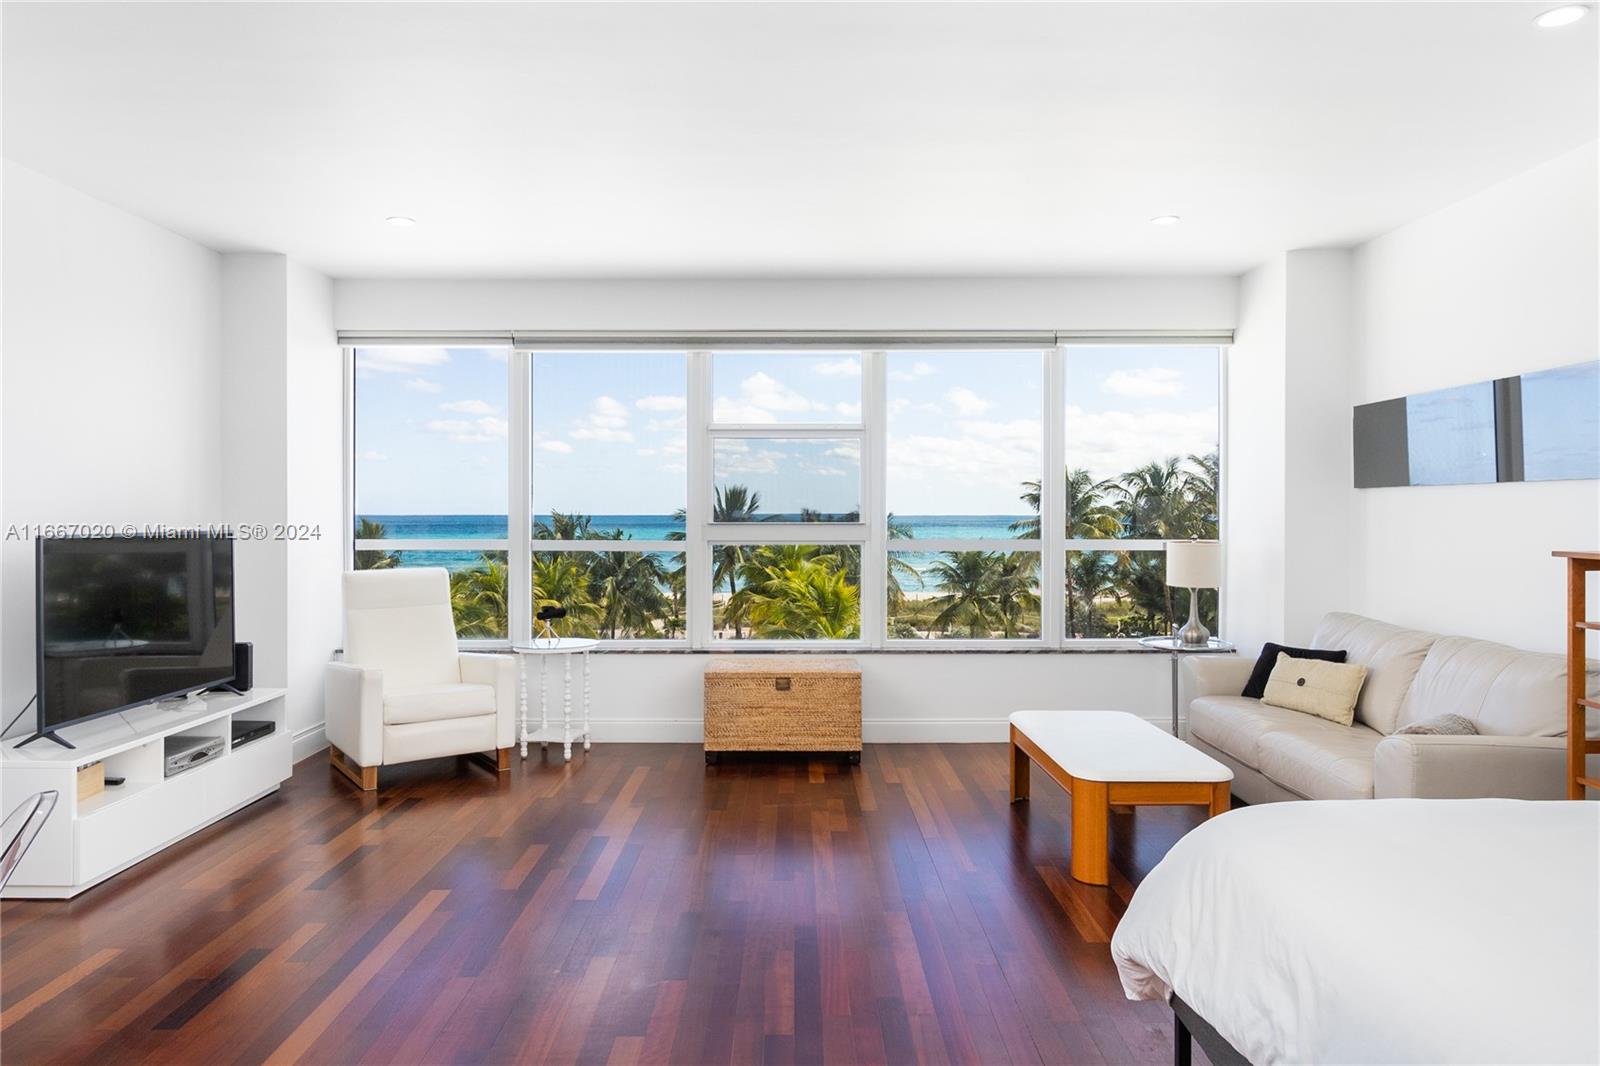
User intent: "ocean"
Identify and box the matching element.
[356,513,1039,581]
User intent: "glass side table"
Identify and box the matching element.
[510,638,599,761]
[1138,636,1237,736]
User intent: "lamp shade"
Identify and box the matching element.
[1165,539,1220,589]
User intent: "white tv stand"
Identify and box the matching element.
[0,688,290,899]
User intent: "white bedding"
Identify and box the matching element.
[1111,799,1600,1065]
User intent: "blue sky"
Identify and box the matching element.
[355,346,1219,516]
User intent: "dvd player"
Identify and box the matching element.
[232,719,276,749]
[164,734,225,778]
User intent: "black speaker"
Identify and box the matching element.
[231,641,253,691]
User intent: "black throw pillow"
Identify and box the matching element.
[1241,643,1349,699]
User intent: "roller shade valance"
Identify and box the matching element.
[339,329,1232,349]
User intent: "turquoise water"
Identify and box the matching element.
[357,513,1039,577]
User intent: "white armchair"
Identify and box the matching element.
[325,568,515,791]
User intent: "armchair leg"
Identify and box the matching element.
[330,745,378,791]
[467,747,513,774]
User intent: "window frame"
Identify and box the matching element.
[344,339,1227,650]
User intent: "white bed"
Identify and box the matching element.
[1111,799,1600,1065]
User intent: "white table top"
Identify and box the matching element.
[511,638,600,654]
[1009,709,1232,783]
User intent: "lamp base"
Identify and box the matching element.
[1176,588,1211,647]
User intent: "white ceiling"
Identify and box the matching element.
[4,2,1595,279]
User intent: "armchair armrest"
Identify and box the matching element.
[460,653,516,749]
[1181,655,1254,702]
[1374,734,1568,800]
[325,661,384,767]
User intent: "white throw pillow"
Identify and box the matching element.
[1261,652,1368,727]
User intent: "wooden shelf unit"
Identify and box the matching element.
[1554,551,1600,800]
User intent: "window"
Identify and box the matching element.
[353,345,511,638]
[1062,346,1220,638]
[706,352,866,643]
[349,340,1224,647]
[885,350,1044,641]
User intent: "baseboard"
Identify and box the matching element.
[292,722,329,763]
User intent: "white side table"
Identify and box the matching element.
[510,639,598,761]
[1137,636,1237,737]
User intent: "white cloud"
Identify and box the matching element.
[888,360,938,382]
[1102,367,1183,399]
[834,401,862,420]
[636,394,687,412]
[713,438,785,476]
[826,443,862,461]
[357,450,387,462]
[944,387,993,417]
[356,347,451,375]
[813,358,861,378]
[440,398,496,415]
[570,395,634,443]
[1064,405,1219,479]
[713,372,825,423]
[536,440,574,454]
[425,416,509,444]
[886,418,1043,490]
[403,377,443,394]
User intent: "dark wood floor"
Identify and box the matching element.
[1,744,1211,1065]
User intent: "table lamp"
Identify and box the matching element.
[1165,539,1220,646]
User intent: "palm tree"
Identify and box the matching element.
[1181,451,1220,538]
[1066,551,1121,637]
[732,553,860,639]
[926,551,1002,638]
[1011,469,1121,541]
[353,518,399,570]
[535,511,621,541]
[531,553,601,637]
[682,484,763,637]
[885,512,921,613]
[448,555,509,637]
[586,549,670,639]
[992,552,1041,637]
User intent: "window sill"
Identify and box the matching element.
[455,641,1193,655]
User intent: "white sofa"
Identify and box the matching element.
[325,568,516,790]
[1184,612,1597,803]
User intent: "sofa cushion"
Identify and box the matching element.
[1188,696,1310,764]
[1261,654,1368,726]
[384,682,496,726]
[1311,612,1437,735]
[1400,635,1589,738]
[1241,642,1349,699]
[1255,718,1385,800]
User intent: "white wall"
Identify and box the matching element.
[1,162,222,733]
[333,275,1237,333]
[284,261,343,755]
[1282,249,1354,642]
[1225,258,1288,655]
[585,651,1173,743]
[1349,142,1600,653]
[220,254,342,758]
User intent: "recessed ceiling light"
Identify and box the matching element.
[1149,215,1182,226]
[1534,5,1588,27]
[385,215,416,228]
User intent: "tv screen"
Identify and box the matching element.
[36,535,235,734]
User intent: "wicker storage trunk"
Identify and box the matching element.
[703,657,861,763]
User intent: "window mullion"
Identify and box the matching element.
[1043,347,1067,648]
[509,348,532,646]
[862,350,887,648]
[686,351,713,650]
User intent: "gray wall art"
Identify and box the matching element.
[1353,360,1599,488]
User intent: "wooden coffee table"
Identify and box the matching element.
[1009,710,1232,885]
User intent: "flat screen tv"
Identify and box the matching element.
[26,534,235,749]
